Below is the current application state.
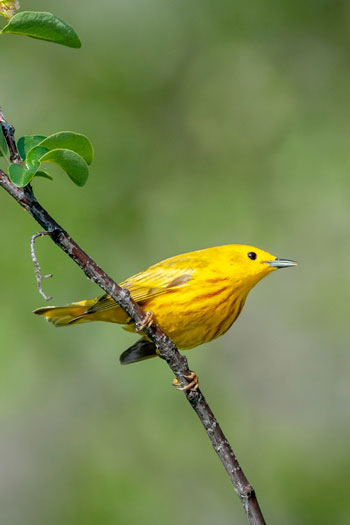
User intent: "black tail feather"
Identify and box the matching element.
[120,338,158,365]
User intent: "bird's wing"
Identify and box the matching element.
[121,266,193,302]
[88,262,194,313]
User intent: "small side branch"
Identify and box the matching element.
[0,109,267,525]
[0,107,22,163]
[30,232,53,301]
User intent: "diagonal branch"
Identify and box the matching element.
[0,109,267,525]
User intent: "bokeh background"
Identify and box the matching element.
[1,1,349,523]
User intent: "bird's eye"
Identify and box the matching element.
[248,252,257,260]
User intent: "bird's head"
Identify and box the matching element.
[227,244,298,290]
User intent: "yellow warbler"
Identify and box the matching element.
[34,244,297,364]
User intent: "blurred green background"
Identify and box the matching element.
[1,1,349,524]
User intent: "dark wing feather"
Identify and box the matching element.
[119,338,158,365]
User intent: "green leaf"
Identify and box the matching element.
[0,126,8,157]
[25,145,49,167]
[17,135,46,161]
[8,164,26,185]
[1,11,81,48]
[39,132,93,165]
[39,149,89,186]
[8,161,40,186]
[34,170,53,180]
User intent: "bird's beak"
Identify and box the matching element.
[265,258,298,269]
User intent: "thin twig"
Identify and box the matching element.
[0,108,267,525]
[0,107,22,164]
[30,232,53,301]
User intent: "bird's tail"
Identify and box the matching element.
[33,298,99,327]
[120,338,158,365]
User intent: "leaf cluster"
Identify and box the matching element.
[6,132,93,187]
[0,5,94,188]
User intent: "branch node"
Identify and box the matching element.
[30,232,54,301]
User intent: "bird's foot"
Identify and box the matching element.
[172,371,199,391]
[135,311,154,332]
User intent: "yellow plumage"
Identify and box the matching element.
[34,244,297,363]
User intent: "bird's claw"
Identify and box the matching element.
[172,371,199,391]
[135,311,154,332]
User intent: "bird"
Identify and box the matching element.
[34,244,297,380]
